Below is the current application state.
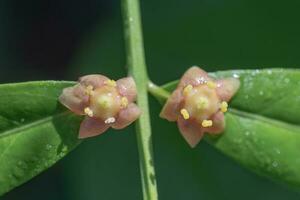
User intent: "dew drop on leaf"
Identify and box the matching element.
[259,91,264,96]
[272,161,279,168]
[275,148,281,155]
[284,78,290,84]
[45,144,52,151]
[233,73,240,78]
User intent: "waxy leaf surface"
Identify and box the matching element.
[0,81,81,195]
[162,69,300,188]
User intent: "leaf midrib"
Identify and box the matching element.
[229,108,300,132]
[0,111,69,138]
[0,80,76,138]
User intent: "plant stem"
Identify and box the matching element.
[148,81,170,104]
[122,0,158,199]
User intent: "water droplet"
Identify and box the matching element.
[46,144,52,150]
[197,77,206,84]
[61,146,68,153]
[20,118,25,123]
[275,148,281,154]
[259,91,264,96]
[284,78,290,84]
[129,17,133,22]
[251,69,260,76]
[272,161,278,168]
[244,95,249,99]
[267,70,272,75]
[245,131,250,136]
[233,73,240,78]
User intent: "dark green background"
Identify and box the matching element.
[1,0,300,199]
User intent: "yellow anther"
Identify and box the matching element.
[202,120,213,127]
[180,108,190,120]
[183,84,193,96]
[105,79,117,87]
[220,101,228,113]
[207,81,217,89]
[197,97,208,110]
[121,96,128,108]
[85,85,94,95]
[84,107,94,117]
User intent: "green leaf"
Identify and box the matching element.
[0,81,81,195]
[161,68,300,189]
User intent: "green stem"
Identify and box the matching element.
[122,1,158,199]
[148,81,170,104]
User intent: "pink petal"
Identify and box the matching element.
[79,74,109,88]
[159,88,182,121]
[216,78,240,102]
[112,103,141,129]
[59,84,89,115]
[178,66,210,87]
[204,111,225,134]
[177,117,204,148]
[116,77,137,102]
[79,117,109,138]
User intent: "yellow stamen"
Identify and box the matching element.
[220,101,228,113]
[105,79,117,87]
[121,96,128,108]
[202,120,213,127]
[197,97,208,110]
[84,107,94,117]
[180,108,190,120]
[207,81,217,89]
[85,85,94,95]
[183,84,193,96]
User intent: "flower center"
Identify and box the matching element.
[183,85,219,122]
[90,86,121,120]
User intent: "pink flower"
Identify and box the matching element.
[59,74,141,138]
[160,67,240,147]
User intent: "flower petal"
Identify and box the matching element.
[160,88,182,121]
[216,78,240,102]
[112,103,141,129]
[179,66,210,87]
[79,117,109,138]
[177,117,204,148]
[59,84,89,115]
[204,111,225,134]
[116,77,137,102]
[79,74,109,88]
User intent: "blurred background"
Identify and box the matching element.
[1,0,300,199]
